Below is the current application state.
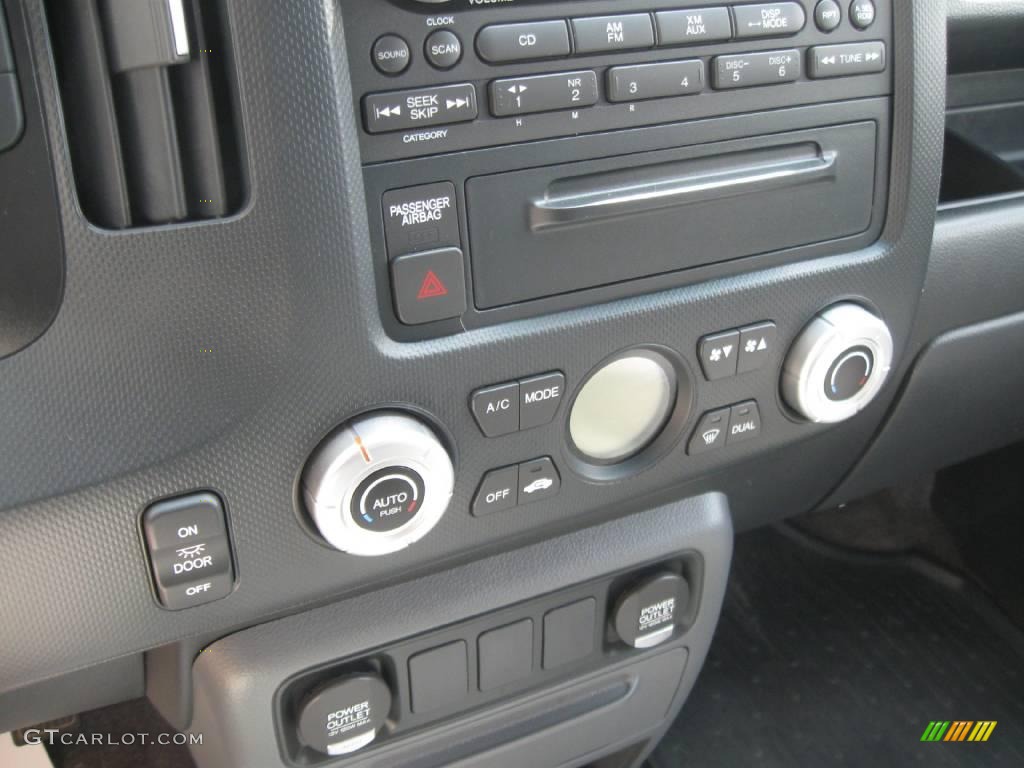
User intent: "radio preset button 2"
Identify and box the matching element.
[490,70,598,117]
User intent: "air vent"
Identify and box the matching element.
[44,0,245,228]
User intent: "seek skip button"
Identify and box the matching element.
[519,372,565,430]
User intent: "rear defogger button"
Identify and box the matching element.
[383,182,460,258]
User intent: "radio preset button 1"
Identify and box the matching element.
[655,8,733,46]
[364,83,477,134]
[372,34,411,75]
[607,60,704,102]
[425,29,462,69]
[808,41,886,78]
[476,20,570,64]
[732,2,807,39]
[570,14,655,54]
[712,49,801,89]
[490,70,598,117]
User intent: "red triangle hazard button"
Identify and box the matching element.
[417,270,448,300]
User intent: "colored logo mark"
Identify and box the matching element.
[921,721,997,742]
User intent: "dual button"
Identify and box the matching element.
[471,372,565,437]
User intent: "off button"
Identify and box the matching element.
[352,468,426,532]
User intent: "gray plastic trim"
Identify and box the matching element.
[188,493,732,768]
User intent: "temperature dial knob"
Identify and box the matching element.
[782,303,894,424]
[302,412,454,556]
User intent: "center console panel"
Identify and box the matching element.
[188,496,732,768]
[343,0,894,338]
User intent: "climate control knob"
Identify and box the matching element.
[782,303,894,423]
[302,412,454,556]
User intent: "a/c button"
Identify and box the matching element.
[471,382,520,437]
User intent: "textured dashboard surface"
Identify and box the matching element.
[0,0,944,696]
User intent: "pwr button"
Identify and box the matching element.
[391,247,467,325]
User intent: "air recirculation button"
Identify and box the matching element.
[302,412,454,556]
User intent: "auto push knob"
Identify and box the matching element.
[302,411,454,556]
[782,303,894,424]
